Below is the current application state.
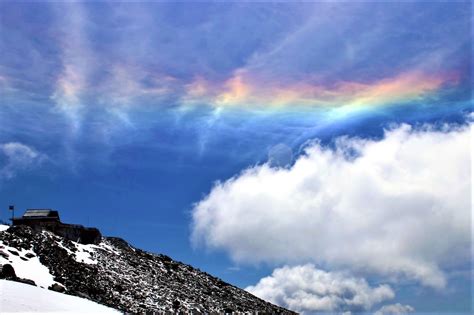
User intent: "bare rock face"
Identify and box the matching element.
[0,225,295,314]
[13,221,101,245]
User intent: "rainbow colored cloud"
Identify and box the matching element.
[181,70,459,116]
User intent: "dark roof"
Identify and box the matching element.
[23,209,59,218]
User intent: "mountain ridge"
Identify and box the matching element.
[0,224,295,313]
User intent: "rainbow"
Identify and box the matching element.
[181,70,459,115]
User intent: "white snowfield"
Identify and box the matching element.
[0,280,119,313]
[0,225,9,232]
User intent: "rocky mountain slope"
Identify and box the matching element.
[0,224,295,313]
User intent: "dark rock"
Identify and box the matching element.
[7,249,19,256]
[0,264,16,278]
[25,252,35,258]
[49,283,66,293]
[14,277,36,286]
[54,275,65,282]
[74,291,91,299]
[114,284,124,293]
[172,300,180,309]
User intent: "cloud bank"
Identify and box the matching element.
[192,122,471,288]
[246,264,396,313]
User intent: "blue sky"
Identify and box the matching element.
[0,1,472,313]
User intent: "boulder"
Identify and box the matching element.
[172,300,181,310]
[49,283,66,293]
[0,264,16,279]
[14,277,36,286]
[7,249,19,256]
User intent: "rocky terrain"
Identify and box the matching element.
[0,224,295,313]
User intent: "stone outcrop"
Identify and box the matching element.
[39,223,101,245]
[13,220,101,245]
[0,263,16,278]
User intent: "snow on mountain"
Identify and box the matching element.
[0,240,56,288]
[0,280,119,313]
[0,225,294,313]
[0,225,9,232]
[56,240,98,265]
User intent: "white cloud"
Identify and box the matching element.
[0,143,45,179]
[374,303,415,315]
[191,122,471,288]
[246,264,395,313]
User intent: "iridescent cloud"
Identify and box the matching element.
[182,70,459,114]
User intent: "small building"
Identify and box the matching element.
[12,209,60,225]
[12,209,101,245]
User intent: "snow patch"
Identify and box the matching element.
[74,243,98,265]
[0,225,9,232]
[0,279,119,313]
[56,239,99,265]
[98,241,120,255]
[0,241,55,288]
[56,240,74,255]
[0,241,56,288]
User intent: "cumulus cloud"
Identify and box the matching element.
[246,264,395,313]
[374,303,415,315]
[191,122,471,288]
[0,143,45,179]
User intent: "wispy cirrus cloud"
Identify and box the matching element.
[96,63,179,125]
[50,2,93,134]
[0,1,465,143]
[0,143,46,180]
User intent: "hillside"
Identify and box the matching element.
[0,224,294,313]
